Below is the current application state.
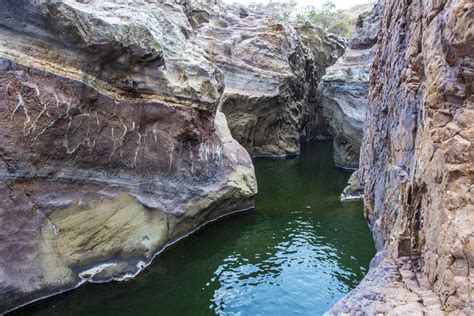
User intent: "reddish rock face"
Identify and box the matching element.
[0,1,256,313]
[0,60,252,212]
[330,0,473,314]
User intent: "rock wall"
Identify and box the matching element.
[0,0,256,313]
[190,4,344,157]
[329,0,473,314]
[319,2,382,169]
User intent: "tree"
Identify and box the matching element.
[297,1,353,37]
[247,0,297,21]
[322,1,336,14]
[279,0,297,21]
[247,0,357,38]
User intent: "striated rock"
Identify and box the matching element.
[319,2,382,169]
[329,0,473,314]
[190,5,344,156]
[0,0,256,313]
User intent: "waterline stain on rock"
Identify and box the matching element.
[13,141,376,316]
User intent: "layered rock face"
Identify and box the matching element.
[0,0,256,313]
[190,4,344,156]
[319,3,382,169]
[330,0,473,314]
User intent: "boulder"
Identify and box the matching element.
[340,170,364,202]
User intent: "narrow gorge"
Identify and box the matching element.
[0,0,472,315]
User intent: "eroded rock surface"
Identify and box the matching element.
[319,2,382,169]
[340,170,364,202]
[329,0,473,314]
[0,0,256,313]
[190,4,344,156]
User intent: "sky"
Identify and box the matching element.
[222,0,373,10]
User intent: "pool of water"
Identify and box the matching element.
[14,140,375,316]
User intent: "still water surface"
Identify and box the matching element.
[15,141,375,316]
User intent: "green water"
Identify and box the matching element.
[14,141,375,316]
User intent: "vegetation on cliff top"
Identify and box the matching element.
[246,0,374,37]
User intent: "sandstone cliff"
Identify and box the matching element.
[319,2,382,170]
[0,0,256,313]
[189,4,344,157]
[330,0,473,314]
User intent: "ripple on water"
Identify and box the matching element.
[13,141,375,316]
[210,219,354,315]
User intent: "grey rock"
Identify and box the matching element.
[319,2,382,169]
[190,6,344,156]
[330,0,474,313]
[340,170,364,202]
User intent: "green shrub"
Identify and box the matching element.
[297,1,354,37]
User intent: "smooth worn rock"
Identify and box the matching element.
[330,0,474,314]
[340,170,364,202]
[190,4,344,156]
[0,0,256,313]
[319,2,382,169]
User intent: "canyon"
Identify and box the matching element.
[0,0,472,315]
[190,3,345,157]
